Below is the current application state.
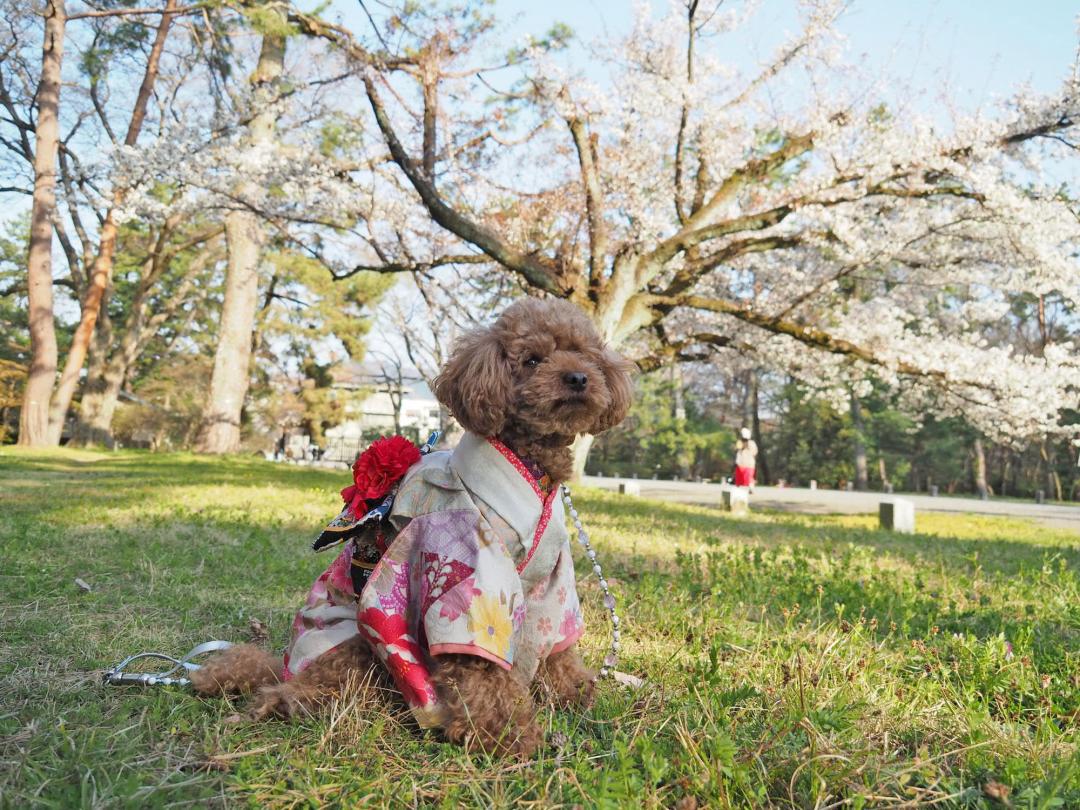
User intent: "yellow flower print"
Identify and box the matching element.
[467,594,513,658]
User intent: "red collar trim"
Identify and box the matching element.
[485,437,557,574]
[486,437,544,500]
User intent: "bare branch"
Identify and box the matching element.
[284,8,563,294]
[331,252,490,281]
[362,73,562,294]
[67,4,204,21]
[567,116,607,294]
[673,0,699,225]
[1,278,77,297]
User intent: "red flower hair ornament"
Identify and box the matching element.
[341,435,422,517]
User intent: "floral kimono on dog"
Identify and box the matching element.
[284,432,584,729]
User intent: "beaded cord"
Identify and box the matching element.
[561,485,620,679]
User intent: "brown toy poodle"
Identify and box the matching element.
[191,297,634,757]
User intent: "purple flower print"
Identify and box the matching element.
[378,559,410,615]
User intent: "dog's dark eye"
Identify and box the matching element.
[524,355,542,368]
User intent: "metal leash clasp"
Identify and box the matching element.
[102,640,234,688]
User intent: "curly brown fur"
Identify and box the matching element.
[189,643,282,696]
[246,636,379,720]
[432,654,543,758]
[537,644,596,709]
[433,298,635,485]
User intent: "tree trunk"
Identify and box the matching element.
[850,392,868,491]
[47,212,118,443]
[17,0,65,447]
[671,362,690,478]
[1040,441,1063,502]
[45,0,177,444]
[74,236,218,445]
[70,306,118,446]
[196,29,285,453]
[571,433,595,481]
[196,210,265,453]
[749,370,769,485]
[71,361,125,447]
[973,436,989,499]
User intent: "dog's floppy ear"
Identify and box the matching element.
[592,348,635,434]
[433,326,512,437]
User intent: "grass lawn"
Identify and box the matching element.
[1,448,1078,809]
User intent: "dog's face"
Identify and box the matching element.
[433,298,634,441]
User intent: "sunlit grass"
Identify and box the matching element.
[1,448,1077,808]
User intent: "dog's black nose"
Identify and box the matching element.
[563,372,588,391]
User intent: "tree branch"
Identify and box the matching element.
[361,73,561,294]
[123,0,178,146]
[567,115,607,295]
[634,331,740,373]
[331,252,490,281]
[1,278,77,297]
[673,0,699,226]
[283,7,563,294]
[646,292,957,381]
[67,4,204,21]
[652,204,795,267]
[681,131,814,233]
[659,234,803,299]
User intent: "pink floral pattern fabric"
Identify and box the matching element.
[282,433,585,729]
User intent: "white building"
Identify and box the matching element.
[322,361,443,461]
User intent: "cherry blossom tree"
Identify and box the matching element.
[274,0,1078,471]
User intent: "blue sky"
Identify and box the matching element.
[323,0,1077,110]
[511,0,1076,100]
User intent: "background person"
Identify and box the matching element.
[734,427,758,491]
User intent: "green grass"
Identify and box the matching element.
[1,448,1078,809]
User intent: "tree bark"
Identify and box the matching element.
[196,211,265,453]
[571,433,595,480]
[71,357,125,446]
[17,0,65,446]
[973,436,989,499]
[748,369,769,485]
[1039,441,1063,502]
[671,362,690,478]
[196,28,285,453]
[45,0,177,444]
[850,392,868,491]
[70,305,118,446]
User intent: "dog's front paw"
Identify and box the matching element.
[554,674,596,709]
[466,719,543,760]
[247,683,305,721]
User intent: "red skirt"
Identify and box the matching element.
[734,466,755,487]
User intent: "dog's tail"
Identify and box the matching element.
[188,643,282,696]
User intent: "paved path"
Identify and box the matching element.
[582,476,1080,532]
